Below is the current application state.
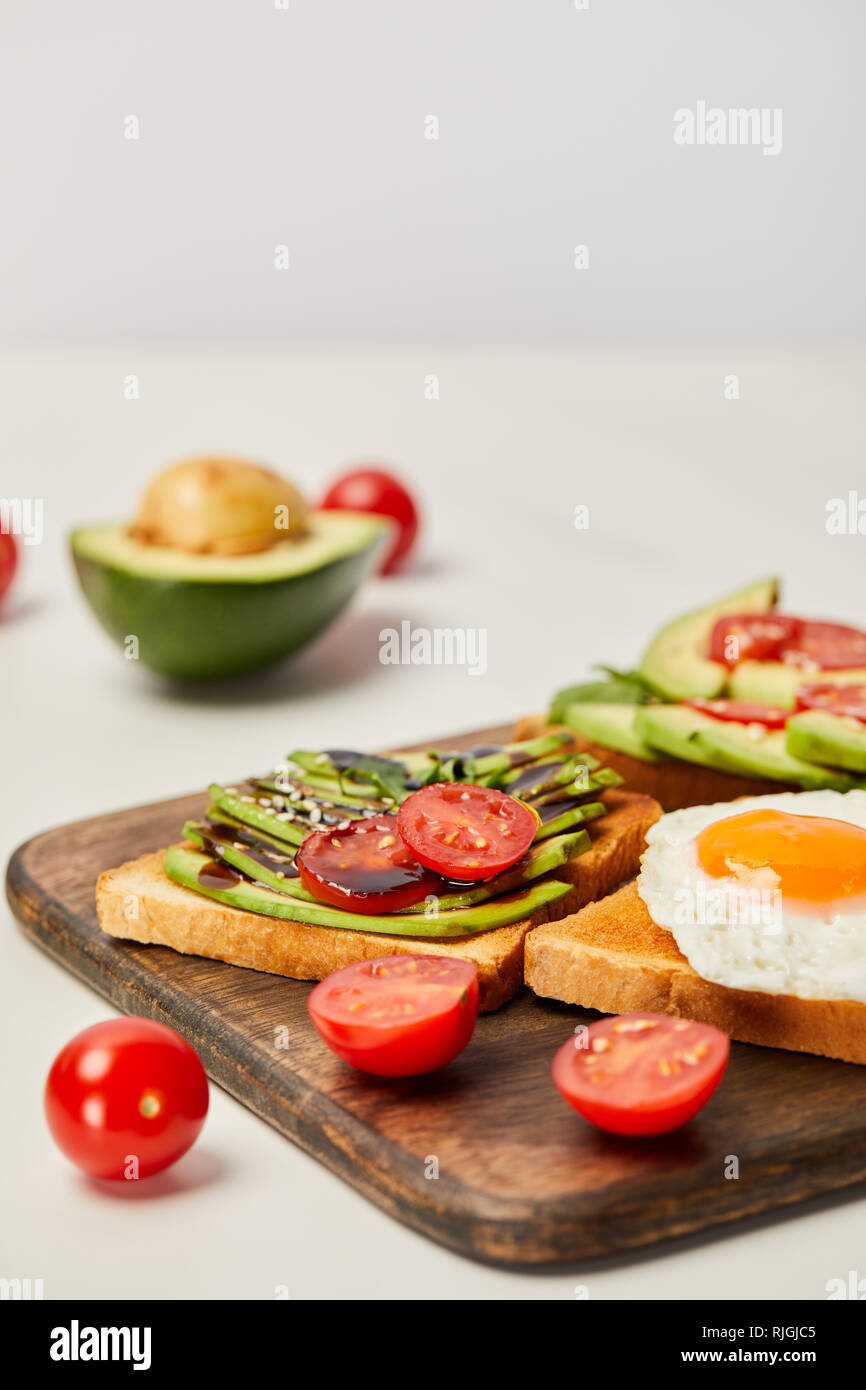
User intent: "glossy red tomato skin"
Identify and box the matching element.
[708,612,800,666]
[0,532,17,603]
[297,814,441,914]
[397,783,538,882]
[796,683,866,722]
[686,698,789,730]
[552,1014,729,1137]
[783,621,866,671]
[320,467,419,573]
[308,956,478,1076]
[44,1019,209,1180]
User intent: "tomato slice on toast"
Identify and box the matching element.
[796,683,866,722]
[685,697,789,729]
[297,815,442,913]
[397,783,538,882]
[708,612,800,666]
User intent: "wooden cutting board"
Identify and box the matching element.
[8,723,866,1266]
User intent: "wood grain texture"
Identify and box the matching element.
[8,723,866,1265]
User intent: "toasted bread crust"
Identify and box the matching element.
[96,791,661,1013]
[512,714,787,809]
[525,881,866,1064]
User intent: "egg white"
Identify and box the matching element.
[637,790,866,1003]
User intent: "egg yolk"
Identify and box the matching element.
[696,809,866,905]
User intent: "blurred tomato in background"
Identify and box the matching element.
[0,532,17,604]
[320,466,419,574]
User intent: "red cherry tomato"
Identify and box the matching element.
[552,1013,729,1137]
[708,612,800,666]
[796,683,866,722]
[0,532,17,604]
[397,783,538,882]
[320,466,419,573]
[782,621,866,671]
[308,955,478,1076]
[45,1018,209,1180]
[685,697,790,730]
[297,814,442,914]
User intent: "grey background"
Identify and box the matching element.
[2,0,864,344]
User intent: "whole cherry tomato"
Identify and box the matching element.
[320,466,419,573]
[0,532,17,604]
[45,1018,209,1180]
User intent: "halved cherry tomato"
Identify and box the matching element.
[796,683,866,722]
[708,612,800,666]
[308,955,478,1076]
[781,621,866,671]
[397,783,538,882]
[44,1018,209,1179]
[320,466,419,574]
[685,697,789,730]
[297,814,441,913]
[553,1013,729,1136]
[0,532,17,604]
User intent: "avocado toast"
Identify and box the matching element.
[96,733,660,1011]
[521,579,866,810]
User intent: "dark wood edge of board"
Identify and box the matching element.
[8,753,866,1267]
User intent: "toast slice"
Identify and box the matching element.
[525,881,866,1064]
[513,713,785,810]
[97,789,661,1013]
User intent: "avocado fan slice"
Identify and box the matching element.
[533,800,606,840]
[500,752,601,797]
[207,784,309,846]
[165,845,573,937]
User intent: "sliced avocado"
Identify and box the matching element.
[638,577,778,701]
[182,822,312,900]
[403,829,590,910]
[786,711,866,774]
[549,669,652,724]
[71,510,390,680]
[634,704,724,768]
[635,703,854,790]
[728,661,866,710]
[183,821,590,912]
[560,701,666,763]
[164,845,572,937]
[208,784,307,846]
[533,800,606,840]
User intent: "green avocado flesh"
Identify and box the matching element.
[71,510,390,679]
[165,845,572,936]
[183,821,590,912]
[634,704,855,789]
[786,711,866,774]
[728,660,866,710]
[560,702,666,764]
[165,731,616,938]
[638,576,778,701]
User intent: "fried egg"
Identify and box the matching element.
[637,790,866,1002]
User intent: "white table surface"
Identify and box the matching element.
[3,345,865,1300]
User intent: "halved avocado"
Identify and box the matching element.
[71,510,390,679]
[638,577,778,701]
